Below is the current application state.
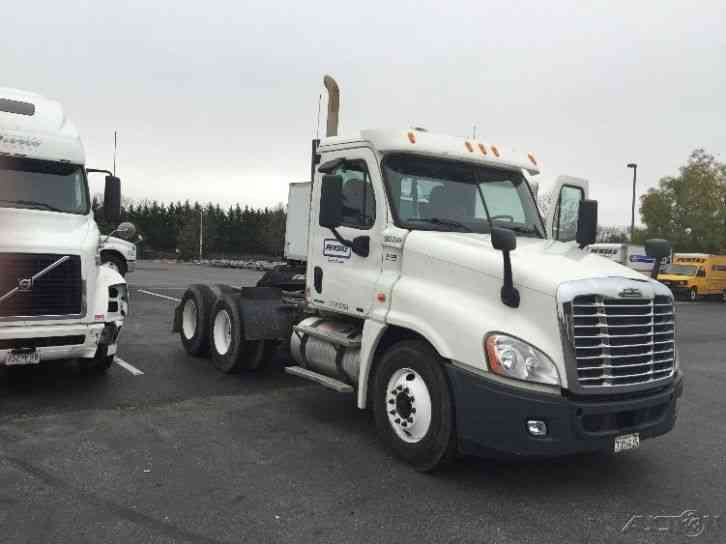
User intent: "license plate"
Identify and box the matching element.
[614,432,640,453]
[6,349,40,366]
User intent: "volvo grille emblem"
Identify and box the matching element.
[17,278,33,292]
[619,287,642,298]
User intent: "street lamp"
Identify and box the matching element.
[627,163,638,241]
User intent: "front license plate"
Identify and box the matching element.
[6,349,40,366]
[614,433,640,453]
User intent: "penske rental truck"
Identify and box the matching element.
[658,253,726,301]
[0,88,132,372]
[174,76,682,470]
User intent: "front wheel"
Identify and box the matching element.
[79,344,114,373]
[373,340,457,472]
[689,287,698,302]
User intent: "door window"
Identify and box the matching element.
[335,161,376,230]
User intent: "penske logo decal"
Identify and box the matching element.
[323,239,351,259]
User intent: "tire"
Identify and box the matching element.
[209,294,272,373]
[179,284,217,356]
[373,340,457,472]
[79,344,114,373]
[689,287,698,302]
[102,252,127,277]
[721,291,726,304]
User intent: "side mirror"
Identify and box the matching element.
[576,200,598,248]
[319,174,343,229]
[104,175,121,223]
[491,226,517,252]
[645,238,671,279]
[491,227,519,308]
[115,221,137,240]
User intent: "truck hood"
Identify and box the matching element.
[0,208,95,254]
[404,231,649,297]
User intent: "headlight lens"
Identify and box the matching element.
[485,334,560,386]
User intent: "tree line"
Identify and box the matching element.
[637,149,726,253]
[93,199,286,260]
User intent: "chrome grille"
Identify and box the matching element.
[570,294,675,387]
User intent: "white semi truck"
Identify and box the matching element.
[174,76,682,470]
[0,88,131,372]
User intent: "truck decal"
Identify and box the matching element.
[323,239,351,259]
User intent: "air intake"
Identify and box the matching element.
[0,98,35,116]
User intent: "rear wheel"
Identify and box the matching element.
[373,340,457,472]
[209,294,272,373]
[179,284,228,356]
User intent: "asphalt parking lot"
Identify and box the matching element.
[0,261,724,543]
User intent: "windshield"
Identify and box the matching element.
[382,154,544,237]
[0,156,89,214]
[665,264,698,276]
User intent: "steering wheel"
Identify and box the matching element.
[491,215,515,223]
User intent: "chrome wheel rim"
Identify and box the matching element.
[385,368,432,443]
[213,309,232,355]
[182,298,198,340]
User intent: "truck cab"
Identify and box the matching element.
[176,77,682,470]
[0,88,130,372]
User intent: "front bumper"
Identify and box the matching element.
[126,260,136,273]
[446,365,683,458]
[0,322,115,364]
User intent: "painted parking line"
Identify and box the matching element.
[137,289,181,303]
[115,357,144,376]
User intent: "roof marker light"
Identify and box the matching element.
[478,143,487,155]
[465,141,474,152]
[528,153,538,166]
[491,146,500,157]
[407,131,416,144]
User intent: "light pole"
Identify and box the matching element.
[199,209,204,262]
[627,163,638,241]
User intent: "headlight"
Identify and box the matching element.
[485,334,560,386]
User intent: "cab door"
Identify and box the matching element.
[307,147,385,317]
[545,176,590,242]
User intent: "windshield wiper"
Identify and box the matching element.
[492,223,539,236]
[0,199,64,212]
[408,217,473,232]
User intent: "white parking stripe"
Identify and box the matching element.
[115,357,144,376]
[137,289,181,302]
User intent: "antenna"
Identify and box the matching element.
[113,131,118,176]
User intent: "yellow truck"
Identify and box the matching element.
[658,253,726,301]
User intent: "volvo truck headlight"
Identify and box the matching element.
[485,334,560,386]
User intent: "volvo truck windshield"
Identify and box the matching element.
[382,154,544,237]
[0,157,89,214]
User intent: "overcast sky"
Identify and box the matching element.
[5,0,725,226]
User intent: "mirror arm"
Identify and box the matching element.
[500,250,520,308]
[651,257,663,279]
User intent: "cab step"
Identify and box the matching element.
[284,365,354,393]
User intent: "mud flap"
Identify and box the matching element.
[238,287,296,341]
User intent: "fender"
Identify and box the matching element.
[357,319,387,409]
[92,265,127,324]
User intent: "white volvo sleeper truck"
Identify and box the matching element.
[0,88,132,372]
[174,76,682,471]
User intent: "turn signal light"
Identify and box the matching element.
[465,141,474,152]
[478,143,487,155]
[407,131,416,144]
[528,153,537,166]
[491,145,500,157]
